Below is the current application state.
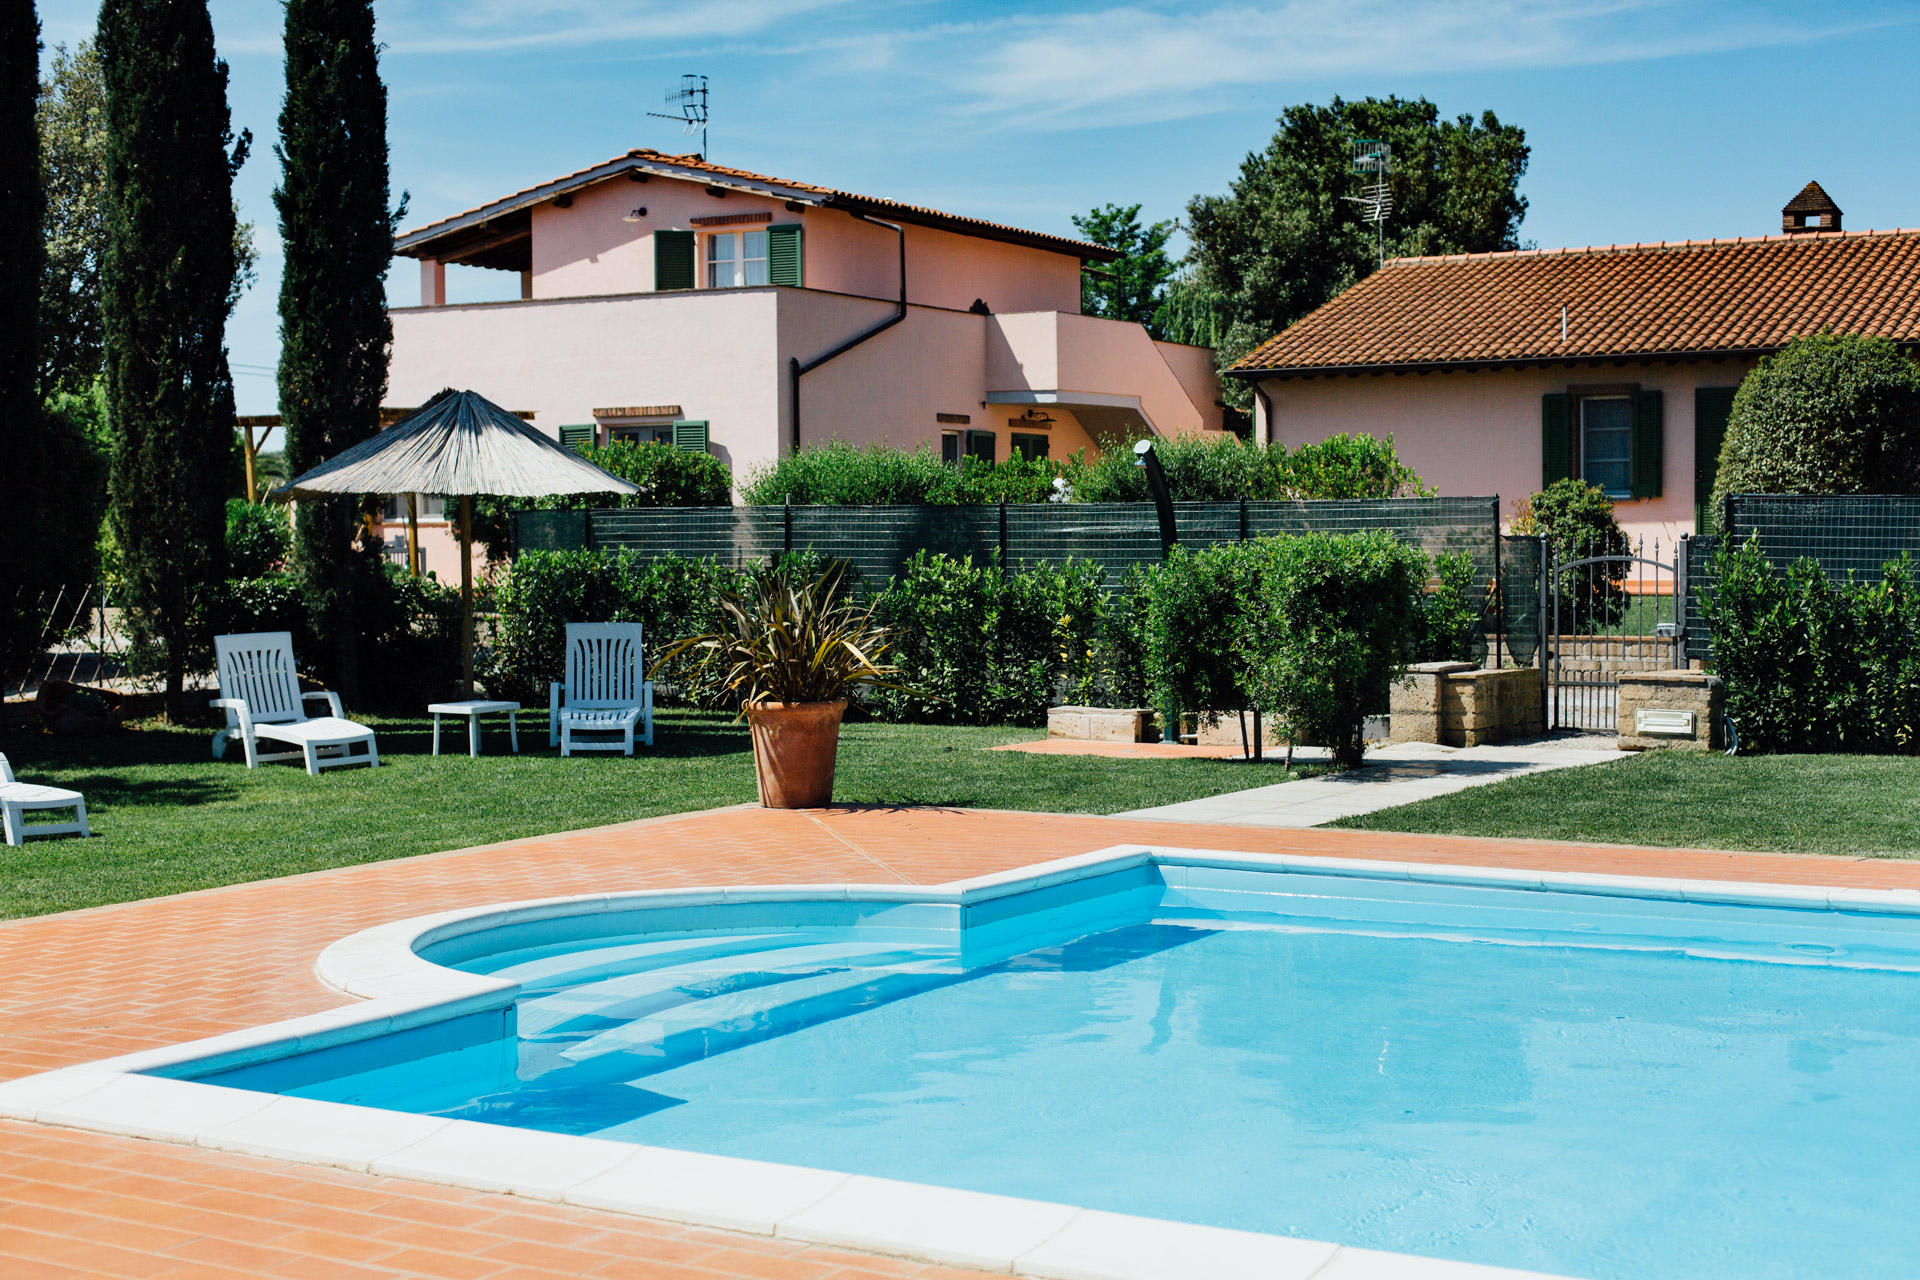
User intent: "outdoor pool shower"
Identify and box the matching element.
[1134,438,1177,559]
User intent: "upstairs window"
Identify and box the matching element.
[706,229,769,288]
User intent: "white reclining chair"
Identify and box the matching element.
[550,622,654,756]
[211,631,379,776]
[0,753,90,846]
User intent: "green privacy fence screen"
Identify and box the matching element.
[520,497,1518,653]
[1682,494,1920,662]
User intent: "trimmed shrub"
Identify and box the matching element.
[1712,332,1920,514]
[741,433,1428,506]
[740,441,1063,506]
[225,500,291,578]
[1139,541,1260,722]
[1703,537,1920,754]
[869,551,1106,725]
[1065,432,1429,502]
[354,565,462,709]
[484,549,744,706]
[1239,530,1428,768]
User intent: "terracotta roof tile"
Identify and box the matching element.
[1233,228,1920,376]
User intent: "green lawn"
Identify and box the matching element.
[0,710,1319,920]
[1333,750,1920,857]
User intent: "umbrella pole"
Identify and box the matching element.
[460,495,474,697]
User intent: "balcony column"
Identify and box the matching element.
[420,258,446,307]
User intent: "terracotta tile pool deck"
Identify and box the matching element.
[5,803,1920,1278]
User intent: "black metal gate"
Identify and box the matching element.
[1543,537,1686,731]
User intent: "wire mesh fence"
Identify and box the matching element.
[524,497,1504,582]
[3,584,137,699]
[1682,495,1920,662]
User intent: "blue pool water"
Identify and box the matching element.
[203,866,1920,1279]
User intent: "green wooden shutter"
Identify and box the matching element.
[1693,386,1737,530]
[1631,389,1664,499]
[1542,393,1571,487]
[558,425,595,453]
[767,224,803,288]
[671,419,709,454]
[654,230,695,291]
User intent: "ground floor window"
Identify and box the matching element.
[941,431,962,465]
[1579,396,1633,498]
[1010,432,1050,462]
[380,494,446,522]
[608,424,675,446]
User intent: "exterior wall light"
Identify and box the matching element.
[623,207,648,222]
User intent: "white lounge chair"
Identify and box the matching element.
[550,622,654,756]
[0,753,90,846]
[211,631,379,775]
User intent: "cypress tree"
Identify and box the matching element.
[98,0,248,720]
[0,0,44,683]
[277,0,402,705]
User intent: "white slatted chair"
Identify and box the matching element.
[0,753,90,846]
[211,632,379,776]
[549,622,654,756]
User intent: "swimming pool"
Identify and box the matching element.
[183,852,1920,1280]
[10,848,1919,1280]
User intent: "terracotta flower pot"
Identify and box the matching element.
[744,700,846,809]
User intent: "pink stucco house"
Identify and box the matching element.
[1231,183,1920,546]
[387,147,1221,471]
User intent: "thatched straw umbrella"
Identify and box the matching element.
[271,389,639,696]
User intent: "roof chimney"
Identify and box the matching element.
[1782,181,1842,234]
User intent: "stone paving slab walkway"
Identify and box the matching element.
[1116,737,1621,827]
[6,803,1920,1279]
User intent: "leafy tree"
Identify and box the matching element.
[38,40,254,399]
[1187,96,1528,405]
[276,0,404,704]
[1152,270,1230,350]
[99,0,250,719]
[0,0,43,685]
[1072,203,1177,331]
[36,40,104,398]
[1711,331,1920,515]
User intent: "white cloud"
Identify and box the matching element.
[371,0,854,54]
[775,0,1913,128]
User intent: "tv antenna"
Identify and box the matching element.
[649,74,708,159]
[1344,139,1392,268]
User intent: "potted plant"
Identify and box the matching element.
[655,561,901,808]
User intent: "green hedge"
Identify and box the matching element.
[738,433,1430,506]
[868,551,1106,725]
[1704,537,1920,754]
[485,534,1469,740]
[1136,532,1430,765]
[484,549,745,706]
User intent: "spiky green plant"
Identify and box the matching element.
[652,562,905,708]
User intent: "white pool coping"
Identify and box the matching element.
[10,844,1918,1280]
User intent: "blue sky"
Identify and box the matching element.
[35,0,1920,419]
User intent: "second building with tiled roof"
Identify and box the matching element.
[1230,184,1920,541]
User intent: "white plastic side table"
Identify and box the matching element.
[427,700,521,758]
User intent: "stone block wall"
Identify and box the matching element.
[1392,663,1543,747]
[1047,706,1152,743]
[1616,672,1724,751]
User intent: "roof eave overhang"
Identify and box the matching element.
[394,154,830,260]
[1227,341,1920,380]
[394,153,1117,264]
